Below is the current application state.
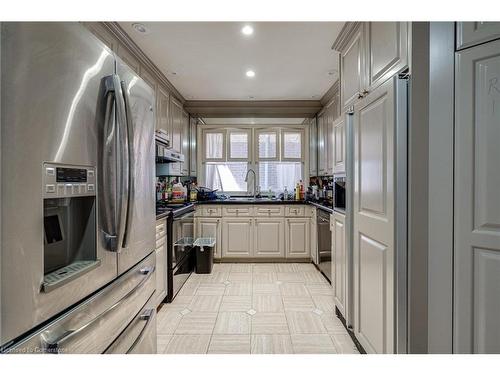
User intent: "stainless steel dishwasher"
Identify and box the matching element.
[317,209,332,283]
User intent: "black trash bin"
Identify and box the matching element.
[194,238,216,274]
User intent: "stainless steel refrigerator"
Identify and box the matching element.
[1,23,156,353]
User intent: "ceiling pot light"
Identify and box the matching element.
[241,25,254,36]
[132,23,148,34]
[246,70,256,78]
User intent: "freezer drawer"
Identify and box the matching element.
[5,252,156,354]
[105,294,157,354]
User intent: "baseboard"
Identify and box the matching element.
[335,306,366,354]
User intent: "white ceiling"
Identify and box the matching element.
[119,22,344,101]
[202,117,305,125]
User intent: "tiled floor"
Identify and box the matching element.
[156,263,360,354]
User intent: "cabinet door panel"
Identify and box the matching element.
[285,218,310,258]
[317,114,327,175]
[454,40,500,353]
[222,219,253,258]
[366,22,408,91]
[333,116,346,174]
[157,87,170,136]
[254,218,285,257]
[169,97,183,152]
[309,117,318,176]
[353,78,395,354]
[341,25,364,108]
[190,117,197,176]
[181,111,190,175]
[457,22,500,50]
[332,213,346,316]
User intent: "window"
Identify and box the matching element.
[205,162,248,192]
[203,129,249,193]
[258,161,302,193]
[202,126,305,194]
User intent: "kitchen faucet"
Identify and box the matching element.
[244,168,257,198]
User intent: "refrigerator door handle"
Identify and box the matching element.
[101,75,119,251]
[120,80,135,249]
[114,75,130,253]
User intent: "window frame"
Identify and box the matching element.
[227,129,252,162]
[255,128,280,161]
[281,129,305,162]
[203,129,227,162]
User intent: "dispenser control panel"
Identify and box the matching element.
[43,163,96,198]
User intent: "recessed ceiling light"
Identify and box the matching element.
[246,70,256,78]
[241,25,254,36]
[132,23,148,34]
[328,69,338,76]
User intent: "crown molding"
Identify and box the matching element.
[332,22,362,52]
[102,22,185,103]
[184,100,322,118]
[320,79,340,106]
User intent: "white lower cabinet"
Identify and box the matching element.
[154,219,167,306]
[253,218,285,258]
[195,217,222,259]
[310,208,318,264]
[221,218,253,258]
[331,211,346,317]
[285,218,310,258]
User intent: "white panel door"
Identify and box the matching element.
[195,218,222,259]
[353,78,395,354]
[332,211,346,317]
[285,218,310,258]
[254,218,285,257]
[222,218,253,258]
[454,40,500,353]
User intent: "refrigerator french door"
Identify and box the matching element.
[1,23,156,352]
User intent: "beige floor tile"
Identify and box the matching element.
[282,296,316,311]
[157,334,173,354]
[157,308,184,334]
[330,334,359,354]
[251,312,289,334]
[224,283,252,296]
[230,264,253,273]
[214,312,251,334]
[252,294,284,312]
[251,335,294,354]
[277,272,305,283]
[212,263,232,272]
[280,283,309,296]
[175,312,217,335]
[203,272,229,283]
[168,296,194,309]
[321,312,347,334]
[275,263,296,273]
[196,283,226,295]
[303,271,330,284]
[220,295,252,311]
[253,264,276,273]
[253,272,277,283]
[228,272,253,283]
[291,334,337,354]
[293,263,317,273]
[188,295,222,312]
[285,311,327,334]
[164,335,211,354]
[306,283,334,296]
[177,284,198,297]
[311,295,335,312]
[253,283,280,295]
[208,335,251,354]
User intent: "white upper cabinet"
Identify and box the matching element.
[334,22,409,110]
[365,22,408,92]
[181,110,190,175]
[333,116,346,174]
[456,22,500,50]
[340,23,365,109]
[309,117,318,177]
[169,96,183,153]
[317,114,327,175]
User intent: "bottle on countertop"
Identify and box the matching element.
[283,186,288,201]
[295,182,300,200]
[299,180,305,200]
